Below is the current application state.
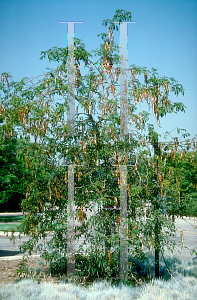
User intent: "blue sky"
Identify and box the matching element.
[0,0,197,143]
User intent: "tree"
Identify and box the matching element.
[158,141,197,218]
[0,132,26,210]
[0,9,196,286]
[0,126,47,211]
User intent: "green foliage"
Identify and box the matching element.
[15,258,41,284]
[157,148,197,217]
[185,196,197,217]
[40,38,93,67]
[0,132,48,211]
[101,9,132,31]
[0,134,26,207]
[14,251,152,287]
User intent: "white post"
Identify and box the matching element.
[119,22,129,139]
[67,164,75,281]
[59,21,83,283]
[119,164,128,279]
[114,21,136,280]
[119,23,129,279]
[59,21,83,136]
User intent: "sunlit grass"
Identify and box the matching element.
[0,216,24,223]
[0,215,73,232]
[0,223,20,231]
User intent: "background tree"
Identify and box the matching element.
[0,132,26,211]
[0,9,196,285]
[158,139,197,218]
[0,121,47,212]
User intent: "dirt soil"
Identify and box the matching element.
[0,257,100,289]
[0,257,73,286]
[0,258,146,293]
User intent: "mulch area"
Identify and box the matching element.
[0,257,94,289]
[0,257,146,292]
[0,257,72,286]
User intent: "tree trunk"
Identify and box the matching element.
[172,214,175,223]
[104,210,113,256]
[155,217,160,278]
[153,133,161,279]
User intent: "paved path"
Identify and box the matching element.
[162,217,197,261]
[0,210,197,262]
[0,206,107,260]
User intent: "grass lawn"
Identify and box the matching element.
[0,223,73,232]
[0,215,73,232]
[0,215,25,231]
[0,216,24,223]
[0,223,20,231]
